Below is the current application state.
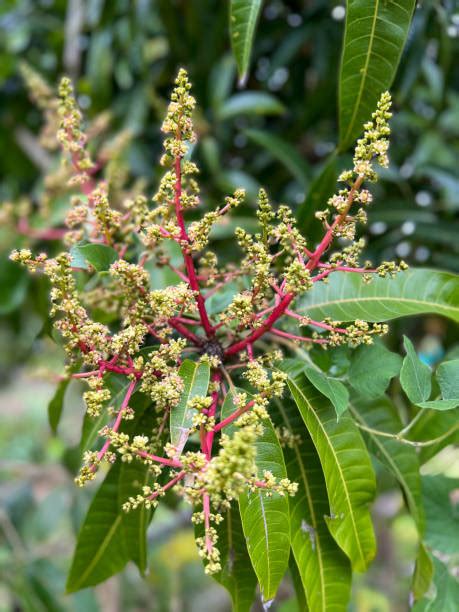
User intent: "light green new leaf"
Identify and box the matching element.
[274,399,352,611]
[66,462,128,592]
[213,503,257,612]
[303,366,349,420]
[350,396,424,533]
[238,416,290,603]
[230,0,263,84]
[348,343,401,399]
[217,92,284,120]
[339,0,416,150]
[412,543,434,602]
[422,475,459,555]
[400,336,432,404]
[245,129,310,187]
[436,359,459,400]
[170,360,210,454]
[48,378,69,434]
[296,269,459,323]
[286,372,376,572]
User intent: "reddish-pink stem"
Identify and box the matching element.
[147,470,186,501]
[135,450,182,468]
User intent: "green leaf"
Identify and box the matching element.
[297,153,338,232]
[303,366,349,420]
[212,503,257,612]
[289,556,309,612]
[296,269,459,323]
[217,92,284,121]
[350,396,424,533]
[230,0,263,84]
[339,0,416,149]
[70,243,118,271]
[436,359,459,400]
[422,475,459,555]
[413,557,459,612]
[415,400,459,411]
[274,399,352,611]
[48,378,70,434]
[0,257,29,315]
[348,343,402,398]
[408,408,459,464]
[66,462,127,592]
[238,417,291,602]
[245,129,310,187]
[400,336,432,404]
[412,543,434,601]
[170,359,210,454]
[286,371,376,571]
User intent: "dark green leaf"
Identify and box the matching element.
[412,543,434,601]
[339,0,416,149]
[408,408,459,464]
[274,399,351,611]
[297,269,459,323]
[217,92,284,121]
[303,366,349,420]
[0,257,29,315]
[286,370,376,571]
[170,360,210,454]
[230,0,263,84]
[400,336,432,404]
[297,153,338,232]
[48,378,70,434]
[348,343,402,398]
[245,129,310,187]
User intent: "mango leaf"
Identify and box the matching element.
[212,503,257,612]
[245,129,310,187]
[217,92,284,121]
[350,396,424,533]
[400,336,432,404]
[170,360,210,454]
[422,475,459,555]
[66,462,127,592]
[238,416,291,603]
[48,378,70,434]
[274,398,352,611]
[415,400,459,411]
[408,408,459,464]
[0,257,29,315]
[297,153,338,232]
[70,243,118,271]
[413,557,459,612]
[230,0,263,84]
[348,343,402,398]
[436,359,459,400]
[303,366,349,420]
[289,556,309,612]
[296,269,459,323]
[339,0,416,150]
[412,543,434,602]
[285,370,376,571]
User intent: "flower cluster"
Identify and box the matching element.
[11,69,407,574]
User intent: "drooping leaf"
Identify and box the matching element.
[400,336,432,404]
[339,0,416,150]
[274,399,352,611]
[212,503,257,612]
[422,475,459,555]
[217,92,284,121]
[238,416,291,603]
[412,543,434,602]
[303,366,349,420]
[436,359,459,400]
[348,343,402,399]
[48,378,70,434]
[296,269,459,323]
[350,396,424,533]
[70,243,118,271]
[170,359,210,454]
[230,0,263,84]
[245,129,310,187]
[285,370,377,571]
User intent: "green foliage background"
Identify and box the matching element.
[0,1,458,610]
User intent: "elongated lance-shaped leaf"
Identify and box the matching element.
[296,269,459,323]
[286,371,376,572]
[48,378,70,434]
[274,398,351,611]
[412,542,434,602]
[339,0,416,150]
[230,0,263,84]
[212,503,257,612]
[170,359,210,454]
[236,415,290,602]
[350,396,425,534]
